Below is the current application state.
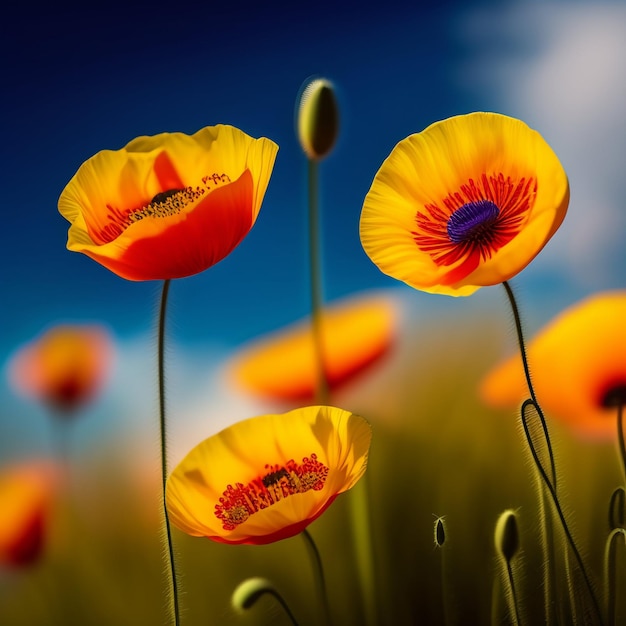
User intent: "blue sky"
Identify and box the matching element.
[2,0,626,461]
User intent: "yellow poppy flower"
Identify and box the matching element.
[9,324,113,415]
[480,291,626,439]
[58,125,278,281]
[166,406,371,545]
[0,462,57,567]
[359,112,569,296]
[227,292,397,401]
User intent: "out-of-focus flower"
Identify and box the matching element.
[166,406,371,545]
[0,462,57,567]
[58,125,278,281]
[297,77,339,161]
[8,324,113,415]
[226,293,398,402]
[359,112,569,296]
[480,291,626,439]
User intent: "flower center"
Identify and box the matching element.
[600,383,626,409]
[97,173,231,244]
[446,200,500,244]
[214,453,329,531]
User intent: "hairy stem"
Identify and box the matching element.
[158,279,180,626]
[503,281,603,625]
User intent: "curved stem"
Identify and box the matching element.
[301,529,333,626]
[502,281,557,487]
[504,281,603,625]
[158,279,180,626]
[307,158,329,405]
[604,528,626,626]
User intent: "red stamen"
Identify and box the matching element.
[214,454,329,530]
[412,173,536,270]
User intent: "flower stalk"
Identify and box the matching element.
[158,279,180,626]
[503,280,603,625]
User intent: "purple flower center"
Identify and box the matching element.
[447,200,500,244]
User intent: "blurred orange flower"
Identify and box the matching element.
[480,291,626,439]
[360,112,569,296]
[9,324,113,415]
[166,406,371,545]
[226,292,398,402]
[58,125,278,281]
[0,462,57,567]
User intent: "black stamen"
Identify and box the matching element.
[151,188,185,205]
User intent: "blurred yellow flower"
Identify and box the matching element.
[58,125,278,281]
[166,406,371,545]
[480,291,626,439]
[359,112,569,296]
[227,292,397,401]
[9,324,113,415]
[0,461,57,567]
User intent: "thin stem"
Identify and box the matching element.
[604,528,626,626]
[158,279,180,626]
[307,158,329,405]
[609,487,626,530]
[505,561,521,626]
[265,591,300,626]
[502,281,556,487]
[504,281,603,625]
[617,403,626,486]
[301,529,333,626]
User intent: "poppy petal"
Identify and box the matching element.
[165,406,371,545]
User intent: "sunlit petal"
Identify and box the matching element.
[58,125,278,281]
[360,112,569,296]
[481,291,626,439]
[165,406,371,545]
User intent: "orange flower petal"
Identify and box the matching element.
[0,461,58,567]
[227,292,398,401]
[9,324,113,415]
[165,406,371,545]
[360,112,569,296]
[480,291,626,439]
[58,125,278,281]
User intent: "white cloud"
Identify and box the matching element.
[456,1,626,289]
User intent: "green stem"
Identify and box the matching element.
[158,279,180,626]
[307,158,329,405]
[609,487,626,530]
[503,281,603,625]
[617,403,626,487]
[604,528,626,626]
[302,529,333,626]
[505,560,521,626]
[502,281,557,487]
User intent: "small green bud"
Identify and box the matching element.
[297,77,339,160]
[232,577,275,612]
[494,509,520,562]
[434,516,446,547]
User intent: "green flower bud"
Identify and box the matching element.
[297,78,339,160]
[495,509,520,562]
